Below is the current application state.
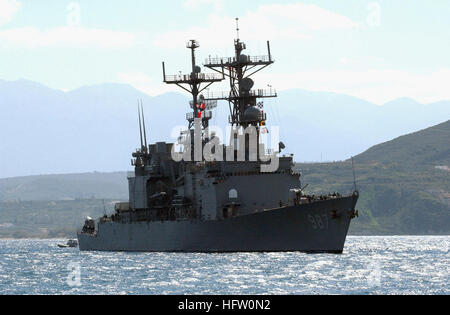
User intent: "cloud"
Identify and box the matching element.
[251,3,359,31]
[154,3,358,49]
[183,0,224,11]
[0,26,136,48]
[0,0,21,25]
[257,68,450,104]
[117,72,177,96]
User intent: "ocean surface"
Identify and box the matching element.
[0,236,448,295]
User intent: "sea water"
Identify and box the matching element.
[0,236,448,295]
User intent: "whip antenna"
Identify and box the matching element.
[351,156,357,192]
[140,99,148,152]
[137,100,144,150]
[102,199,106,216]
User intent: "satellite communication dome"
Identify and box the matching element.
[239,54,248,63]
[240,78,254,91]
[243,106,261,122]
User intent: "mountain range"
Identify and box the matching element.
[1,79,449,178]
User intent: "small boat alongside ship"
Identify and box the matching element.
[57,239,78,248]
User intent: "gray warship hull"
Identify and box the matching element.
[77,194,357,253]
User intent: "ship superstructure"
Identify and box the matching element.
[78,23,359,253]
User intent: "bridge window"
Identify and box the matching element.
[228,189,238,199]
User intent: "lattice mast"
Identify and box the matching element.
[162,40,224,129]
[203,18,277,128]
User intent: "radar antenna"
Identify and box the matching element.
[162,40,225,129]
[203,21,276,128]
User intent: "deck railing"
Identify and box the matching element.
[204,55,273,65]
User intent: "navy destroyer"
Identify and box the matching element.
[77,25,359,253]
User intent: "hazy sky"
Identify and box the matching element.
[1,0,449,104]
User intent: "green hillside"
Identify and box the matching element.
[297,120,450,235]
[355,120,450,169]
[0,172,128,201]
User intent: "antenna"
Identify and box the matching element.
[162,40,224,130]
[102,199,107,216]
[351,156,357,192]
[203,19,276,128]
[140,99,148,151]
[137,100,144,150]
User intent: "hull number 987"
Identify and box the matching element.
[308,214,329,230]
